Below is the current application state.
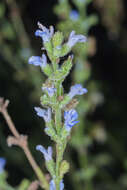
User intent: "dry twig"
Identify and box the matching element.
[0,97,49,190]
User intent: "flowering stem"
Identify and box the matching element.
[28,23,87,190]
[52,62,58,71]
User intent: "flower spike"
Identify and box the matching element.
[27,23,88,189]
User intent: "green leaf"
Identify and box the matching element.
[2,22,15,40]
[52,31,64,47]
[18,179,30,190]
[46,160,56,178]
[0,3,5,18]
[41,64,53,77]
[60,160,70,178]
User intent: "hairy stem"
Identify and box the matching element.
[55,106,62,134]
[54,81,63,189]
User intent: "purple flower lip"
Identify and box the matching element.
[35,22,54,43]
[28,54,47,67]
[36,145,53,161]
[34,107,51,122]
[35,31,50,43]
[67,31,87,48]
[70,10,79,21]
[49,180,56,190]
[64,109,79,131]
[68,84,88,99]
[42,86,57,97]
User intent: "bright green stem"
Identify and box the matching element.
[54,93,66,189]
[54,81,63,189]
[52,56,59,71]
[52,62,58,71]
[56,144,62,190]
[55,143,66,190]
[55,106,62,134]
[56,81,62,96]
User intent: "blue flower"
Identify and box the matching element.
[49,180,55,190]
[34,107,51,122]
[60,180,64,190]
[42,86,56,97]
[49,180,64,190]
[70,10,79,21]
[64,109,79,131]
[36,145,53,161]
[68,84,88,98]
[0,157,6,174]
[35,22,54,43]
[67,31,87,48]
[28,54,47,67]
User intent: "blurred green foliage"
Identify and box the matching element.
[0,172,30,190]
[94,0,124,38]
[0,0,44,101]
[54,0,105,190]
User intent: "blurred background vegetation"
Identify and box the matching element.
[0,0,127,189]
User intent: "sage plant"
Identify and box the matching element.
[28,22,87,189]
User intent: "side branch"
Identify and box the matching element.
[0,98,49,190]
